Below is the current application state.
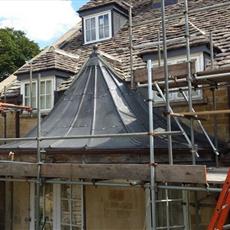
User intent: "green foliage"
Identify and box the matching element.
[0,28,40,81]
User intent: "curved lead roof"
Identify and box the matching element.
[0,51,197,152]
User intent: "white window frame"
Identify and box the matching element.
[83,11,112,44]
[24,81,37,109]
[29,183,83,230]
[152,52,204,104]
[21,76,55,113]
[29,183,61,230]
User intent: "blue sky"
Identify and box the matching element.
[0,0,88,48]
[72,0,88,12]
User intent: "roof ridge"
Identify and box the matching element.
[54,48,79,59]
[98,50,122,63]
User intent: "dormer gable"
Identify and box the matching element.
[78,1,129,44]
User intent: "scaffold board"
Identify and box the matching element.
[0,163,210,184]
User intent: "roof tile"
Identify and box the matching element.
[8,0,230,93]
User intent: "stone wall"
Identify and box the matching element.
[85,186,146,230]
[4,182,30,230]
[12,182,30,230]
[173,87,230,142]
[0,182,222,230]
[0,113,37,140]
[190,191,217,229]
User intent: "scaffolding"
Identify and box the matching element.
[0,0,230,230]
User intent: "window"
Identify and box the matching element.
[30,184,83,230]
[84,11,111,44]
[156,189,184,228]
[40,184,54,229]
[30,184,54,230]
[40,80,52,110]
[153,87,203,104]
[61,185,82,229]
[98,14,109,39]
[22,78,54,112]
[24,82,36,108]
[85,17,96,42]
[152,53,204,105]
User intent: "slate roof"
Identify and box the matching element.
[1,80,21,98]
[3,0,230,93]
[0,75,19,98]
[57,0,230,90]
[15,46,79,75]
[0,51,208,153]
[78,0,129,12]
[78,0,150,13]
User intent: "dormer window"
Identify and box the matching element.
[84,11,112,44]
[21,77,55,113]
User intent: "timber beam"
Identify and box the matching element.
[170,109,230,118]
[134,62,196,83]
[0,163,207,184]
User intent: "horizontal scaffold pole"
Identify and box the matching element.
[0,131,182,142]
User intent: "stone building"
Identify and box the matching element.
[0,0,230,229]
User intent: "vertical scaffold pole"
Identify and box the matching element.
[3,86,7,144]
[35,73,42,230]
[182,187,190,230]
[129,4,134,89]
[161,0,173,164]
[211,87,219,166]
[161,1,173,229]
[81,180,85,230]
[30,62,33,108]
[210,31,214,70]
[210,31,219,166]
[184,0,196,165]
[184,1,197,228]
[147,59,156,230]
[157,30,161,67]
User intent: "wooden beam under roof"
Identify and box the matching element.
[134,62,196,83]
[135,63,230,89]
[0,163,208,184]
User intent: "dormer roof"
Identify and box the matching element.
[78,0,129,13]
[78,0,151,13]
[60,0,230,81]
[15,46,79,76]
[6,0,230,95]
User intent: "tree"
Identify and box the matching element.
[0,28,40,81]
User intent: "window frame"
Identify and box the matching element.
[21,76,55,113]
[83,11,112,44]
[60,184,82,229]
[24,81,37,109]
[29,183,83,230]
[40,79,53,111]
